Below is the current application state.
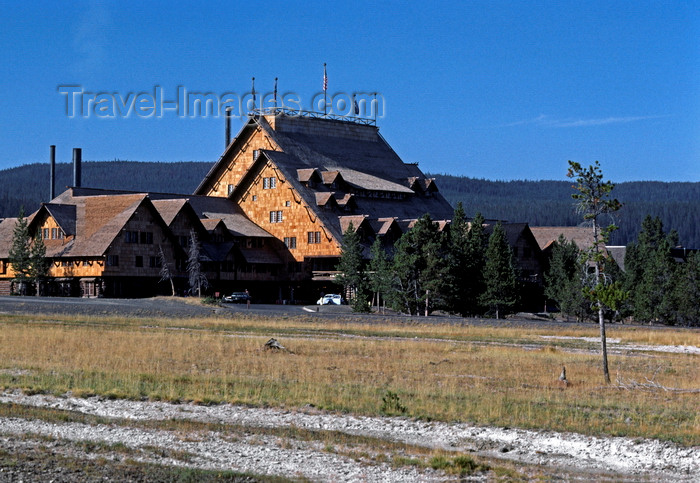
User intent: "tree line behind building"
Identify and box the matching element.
[0,162,698,248]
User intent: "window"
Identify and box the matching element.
[0,261,5,274]
[135,256,143,267]
[140,232,153,244]
[227,184,235,196]
[106,255,119,266]
[42,228,49,239]
[284,237,297,249]
[253,149,260,160]
[285,200,291,207]
[57,229,64,239]
[125,231,138,243]
[149,256,161,268]
[51,228,58,239]
[252,195,258,201]
[269,210,283,223]
[308,231,321,244]
[263,177,277,189]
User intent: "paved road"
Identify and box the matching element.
[0,295,586,328]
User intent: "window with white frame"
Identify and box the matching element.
[307,231,321,244]
[284,237,297,249]
[269,210,283,223]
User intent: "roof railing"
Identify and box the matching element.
[250,107,377,126]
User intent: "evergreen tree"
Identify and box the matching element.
[670,252,700,327]
[28,233,49,296]
[335,223,370,312]
[8,207,31,294]
[480,222,519,319]
[625,216,679,323]
[567,160,623,383]
[158,245,176,296]
[390,214,448,315]
[465,212,488,315]
[368,237,392,312]
[445,203,470,316]
[544,235,588,321]
[187,229,208,297]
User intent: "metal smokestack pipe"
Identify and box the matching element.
[73,148,82,188]
[50,145,56,200]
[225,107,232,148]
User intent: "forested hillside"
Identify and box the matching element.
[429,174,700,247]
[0,162,697,247]
[0,161,210,219]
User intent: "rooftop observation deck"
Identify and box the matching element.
[251,107,377,126]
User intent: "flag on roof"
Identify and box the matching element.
[323,63,327,91]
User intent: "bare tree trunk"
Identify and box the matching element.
[595,262,611,383]
[598,303,610,383]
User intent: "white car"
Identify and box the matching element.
[316,294,345,305]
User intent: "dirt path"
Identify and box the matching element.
[1,391,697,481]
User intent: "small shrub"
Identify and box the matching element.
[430,454,490,476]
[381,390,407,415]
[201,296,218,305]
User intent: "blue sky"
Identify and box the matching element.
[1,0,698,182]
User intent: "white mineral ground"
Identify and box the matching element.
[0,391,697,481]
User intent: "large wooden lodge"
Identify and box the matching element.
[0,109,545,302]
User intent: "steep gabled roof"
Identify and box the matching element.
[338,215,371,234]
[370,217,401,236]
[0,218,18,258]
[315,192,338,208]
[530,226,596,252]
[206,213,274,238]
[151,199,189,226]
[43,204,77,236]
[484,222,538,247]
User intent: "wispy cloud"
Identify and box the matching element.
[501,114,666,128]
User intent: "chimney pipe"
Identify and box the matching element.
[73,148,82,188]
[50,145,56,200]
[225,107,232,148]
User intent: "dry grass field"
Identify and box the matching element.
[1,311,698,448]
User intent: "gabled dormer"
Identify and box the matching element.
[297,168,323,189]
[321,170,349,191]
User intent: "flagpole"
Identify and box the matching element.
[274,77,278,110]
[323,63,327,117]
[251,77,256,113]
[373,92,377,123]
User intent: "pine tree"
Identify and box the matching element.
[465,212,488,315]
[390,214,448,315]
[625,216,678,323]
[28,233,49,296]
[567,160,623,383]
[670,252,700,327]
[187,229,208,297]
[335,222,369,312]
[368,237,392,312]
[544,235,588,321]
[158,245,176,296]
[445,203,470,316]
[8,207,31,294]
[480,222,519,319]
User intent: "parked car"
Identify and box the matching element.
[222,292,250,303]
[316,294,345,305]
